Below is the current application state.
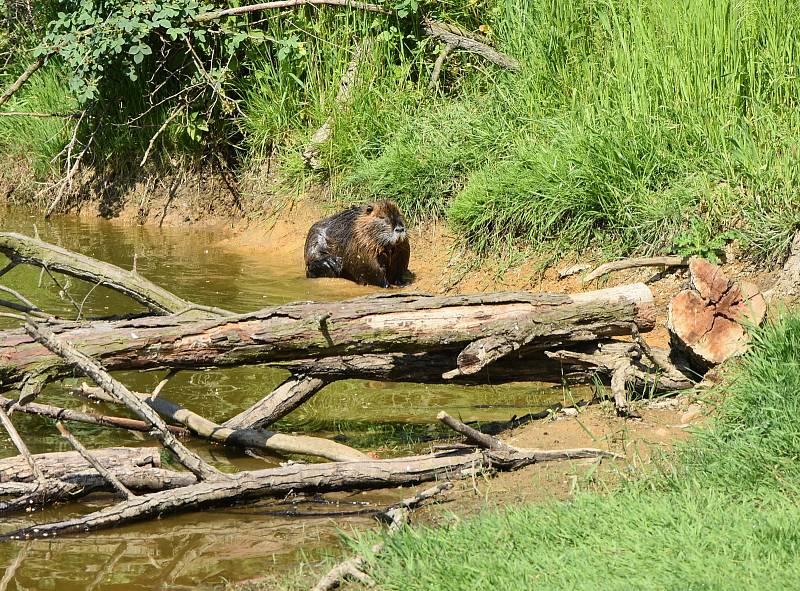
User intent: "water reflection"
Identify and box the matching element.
[0,207,564,588]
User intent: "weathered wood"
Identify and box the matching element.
[0,447,160,482]
[0,444,616,540]
[24,321,225,481]
[0,232,226,317]
[73,384,367,462]
[421,19,520,71]
[0,406,46,484]
[55,421,136,499]
[437,411,513,451]
[583,256,689,283]
[277,340,696,392]
[222,374,329,429]
[0,394,189,435]
[0,284,656,393]
[668,258,767,370]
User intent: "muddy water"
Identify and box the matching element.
[0,208,563,590]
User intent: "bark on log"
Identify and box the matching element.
[668,258,767,371]
[0,285,656,393]
[0,232,227,318]
[0,447,160,482]
[222,374,328,429]
[0,445,615,540]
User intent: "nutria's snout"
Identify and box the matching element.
[392,224,407,243]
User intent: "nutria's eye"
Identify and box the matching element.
[365,205,374,214]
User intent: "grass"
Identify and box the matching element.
[334,314,800,590]
[4,0,800,262]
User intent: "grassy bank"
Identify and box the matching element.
[3,1,800,263]
[334,314,800,590]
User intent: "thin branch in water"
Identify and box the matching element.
[55,421,136,499]
[0,406,46,484]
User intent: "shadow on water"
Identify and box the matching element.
[0,207,571,589]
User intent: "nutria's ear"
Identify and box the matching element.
[365,205,374,214]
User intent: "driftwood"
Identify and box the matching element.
[0,447,160,483]
[0,232,229,317]
[0,284,656,393]
[668,258,766,371]
[583,256,689,283]
[0,439,615,539]
[73,383,369,462]
[25,320,225,480]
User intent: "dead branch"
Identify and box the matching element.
[0,55,46,108]
[24,320,225,481]
[55,421,136,499]
[304,38,373,168]
[222,374,329,430]
[194,0,391,21]
[1,393,188,435]
[139,103,184,167]
[583,255,689,283]
[0,441,615,540]
[73,383,368,462]
[436,411,513,451]
[0,232,223,317]
[421,19,520,71]
[0,406,45,484]
[428,42,455,91]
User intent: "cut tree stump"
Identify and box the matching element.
[668,257,766,371]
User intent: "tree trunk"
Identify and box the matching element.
[0,284,656,392]
[0,447,161,482]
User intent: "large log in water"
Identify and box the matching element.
[0,447,160,482]
[0,284,656,393]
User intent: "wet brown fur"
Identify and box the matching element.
[304,200,410,287]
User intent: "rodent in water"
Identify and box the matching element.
[304,200,410,287]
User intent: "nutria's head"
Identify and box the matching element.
[359,200,408,248]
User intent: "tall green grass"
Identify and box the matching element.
[344,314,800,590]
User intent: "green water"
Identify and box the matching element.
[0,207,563,590]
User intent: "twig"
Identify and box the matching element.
[55,421,136,499]
[42,266,81,315]
[583,255,689,283]
[194,0,392,21]
[24,320,225,480]
[2,393,189,435]
[0,406,46,484]
[0,111,80,118]
[139,104,184,167]
[0,55,47,108]
[436,411,514,451]
[150,368,178,399]
[428,42,454,91]
[0,261,16,277]
[44,118,95,219]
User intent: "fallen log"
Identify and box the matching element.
[0,232,230,318]
[668,258,766,371]
[0,443,616,539]
[0,447,160,482]
[0,284,656,393]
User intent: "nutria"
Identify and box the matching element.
[304,200,410,287]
